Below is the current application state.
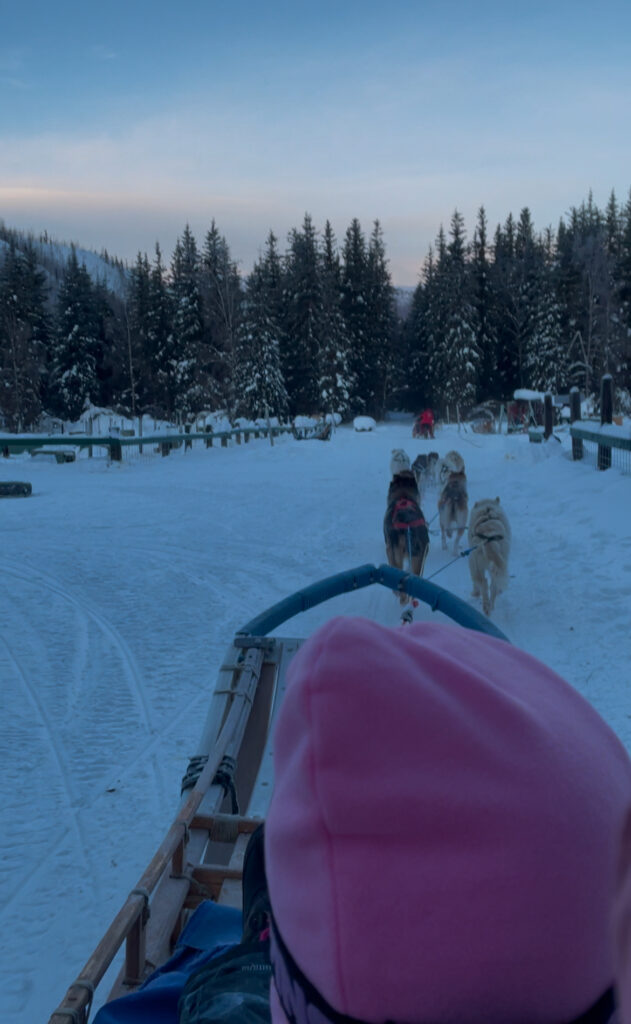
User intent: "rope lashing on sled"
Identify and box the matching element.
[53,979,95,1024]
[213,755,240,815]
[180,753,239,813]
[181,754,208,794]
[51,1010,85,1024]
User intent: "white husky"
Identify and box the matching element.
[468,497,511,617]
[390,448,411,477]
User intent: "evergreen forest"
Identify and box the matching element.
[1,187,631,432]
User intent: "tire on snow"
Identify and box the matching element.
[0,481,32,497]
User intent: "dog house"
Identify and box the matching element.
[507,390,545,432]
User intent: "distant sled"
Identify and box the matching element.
[48,565,507,1024]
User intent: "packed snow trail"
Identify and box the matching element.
[0,422,629,1023]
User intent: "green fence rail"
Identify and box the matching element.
[0,424,295,460]
[570,423,631,473]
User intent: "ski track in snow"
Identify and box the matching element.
[1,559,170,823]
[1,423,630,1024]
[0,632,102,910]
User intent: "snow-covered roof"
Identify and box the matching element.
[513,389,545,402]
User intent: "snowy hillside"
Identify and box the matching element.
[33,237,128,294]
[0,422,628,1022]
[0,225,128,298]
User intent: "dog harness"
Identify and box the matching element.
[391,498,426,530]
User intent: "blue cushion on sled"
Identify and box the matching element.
[93,902,243,1024]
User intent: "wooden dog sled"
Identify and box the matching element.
[48,564,506,1024]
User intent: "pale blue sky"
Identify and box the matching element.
[1,0,631,283]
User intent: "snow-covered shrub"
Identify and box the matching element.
[353,416,376,432]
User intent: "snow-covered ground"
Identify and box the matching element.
[1,422,629,1023]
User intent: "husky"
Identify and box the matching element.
[384,471,430,604]
[468,498,511,617]
[390,449,411,477]
[437,450,465,488]
[412,451,440,491]
[438,467,468,554]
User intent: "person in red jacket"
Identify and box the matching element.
[419,407,435,439]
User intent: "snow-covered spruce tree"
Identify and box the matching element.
[557,197,619,394]
[168,226,206,419]
[490,213,518,396]
[366,220,397,418]
[440,211,479,412]
[470,206,498,401]
[201,220,243,414]
[91,276,126,411]
[146,244,175,418]
[422,231,450,409]
[318,221,353,419]
[341,218,373,412]
[233,262,288,420]
[49,247,100,421]
[0,239,47,429]
[282,213,325,415]
[615,189,631,389]
[512,208,540,388]
[422,216,479,417]
[123,251,153,416]
[403,263,431,412]
[523,260,566,394]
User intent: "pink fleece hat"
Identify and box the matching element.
[265,617,631,1024]
[613,810,631,1021]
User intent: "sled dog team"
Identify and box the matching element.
[385,447,511,616]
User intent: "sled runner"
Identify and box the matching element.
[48,564,506,1024]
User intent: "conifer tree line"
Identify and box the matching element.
[1,187,631,432]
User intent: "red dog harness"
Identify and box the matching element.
[391,498,426,530]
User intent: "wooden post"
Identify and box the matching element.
[221,436,228,448]
[161,442,170,457]
[570,387,582,460]
[543,393,553,440]
[598,374,613,470]
[235,431,241,445]
[110,439,122,462]
[204,425,213,449]
[244,431,250,443]
[185,424,192,451]
[265,403,274,448]
[139,416,143,455]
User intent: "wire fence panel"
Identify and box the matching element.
[570,425,631,475]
